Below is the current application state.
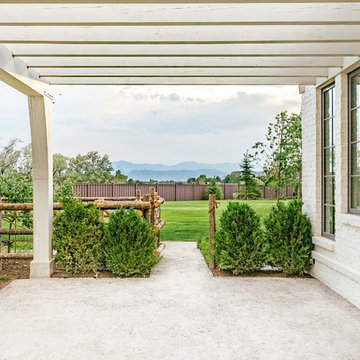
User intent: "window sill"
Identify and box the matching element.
[312,236,335,252]
[338,213,360,229]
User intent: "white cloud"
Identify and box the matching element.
[0,83,301,164]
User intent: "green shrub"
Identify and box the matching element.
[197,236,210,264]
[215,202,268,274]
[237,181,262,200]
[102,208,159,277]
[53,197,104,273]
[264,200,313,276]
[206,178,223,200]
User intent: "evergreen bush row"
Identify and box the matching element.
[208,200,313,276]
[53,197,159,276]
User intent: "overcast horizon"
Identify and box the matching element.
[0,82,301,165]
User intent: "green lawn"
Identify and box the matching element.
[161,199,278,242]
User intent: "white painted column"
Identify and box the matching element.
[28,95,54,278]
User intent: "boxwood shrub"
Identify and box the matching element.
[102,207,159,277]
[264,200,313,276]
[214,202,268,274]
[53,197,104,273]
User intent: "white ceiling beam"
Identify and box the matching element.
[0,0,358,3]
[0,4,359,25]
[8,43,360,57]
[21,56,345,68]
[44,76,316,85]
[0,44,54,98]
[35,67,328,77]
[1,25,360,44]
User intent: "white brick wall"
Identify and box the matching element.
[302,86,322,235]
[302,73,360,309]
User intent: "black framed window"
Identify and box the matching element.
[349,68,360,213]
[322,84,335,237]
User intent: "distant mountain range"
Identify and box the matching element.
[112,161,240,181]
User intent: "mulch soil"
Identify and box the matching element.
[0,257,31,290]
[0,256,149,290]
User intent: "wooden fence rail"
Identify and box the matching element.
[74,183,295,201]
[0,189,165,254]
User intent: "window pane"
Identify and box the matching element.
[351,109,360,142]
[351,177,360,210]
[324,88,333,118]
[324,205,335,235]
[324,177,335,205]
[351,73,360,109]
[324,119,334,147]
[324,148,335,175]
[351,142,360,175]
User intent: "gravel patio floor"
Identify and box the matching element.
[0,241,359,360]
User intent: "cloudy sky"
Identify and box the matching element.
[0,82,300,165]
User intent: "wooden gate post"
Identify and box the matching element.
[208,194,216,270]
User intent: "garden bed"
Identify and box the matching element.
[0,254,32,290]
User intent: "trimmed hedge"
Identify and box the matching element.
[102,207,159,277]
[53,197,104,273]
[264,200,313,276]
[214,202,268,274]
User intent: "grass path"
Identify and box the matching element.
[161,199,278,242]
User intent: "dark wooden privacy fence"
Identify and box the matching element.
[74,183,295,201]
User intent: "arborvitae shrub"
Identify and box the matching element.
[264,200,313,276]
[102,208,159,277]
[215,202,268,274]
[206,178,223,200]
[53,197,104,273]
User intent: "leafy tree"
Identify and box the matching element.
[224,171,241,184]
[113,170,128,183]
[102,207,159,277]
[67,151,114,183]
[205,178,223,200]
[0,170,33,203]
[251,111,302,199]
[238,151,261,200]
[0,171,33,239]
[0,138,22,175]
[53,153,69,184]
[215,202,268,274]
[197,174,208,185]
[18,143,32,178]
[187,177,196,184]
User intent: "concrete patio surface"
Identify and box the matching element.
[0,241,359,360]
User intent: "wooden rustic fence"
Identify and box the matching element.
[73,183,295,201]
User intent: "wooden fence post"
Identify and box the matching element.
[208,194,216,270]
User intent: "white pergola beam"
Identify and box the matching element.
[21,56,345,68]
[7,43,360,57]
[44,76,317,85]
[35,67,328,77]
[0,0,358,3]
[1,25,360,44]
[0,3,359,25]
[0,44,55,98]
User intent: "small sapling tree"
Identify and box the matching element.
[238,151,261,200]
[206,178,223,200]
